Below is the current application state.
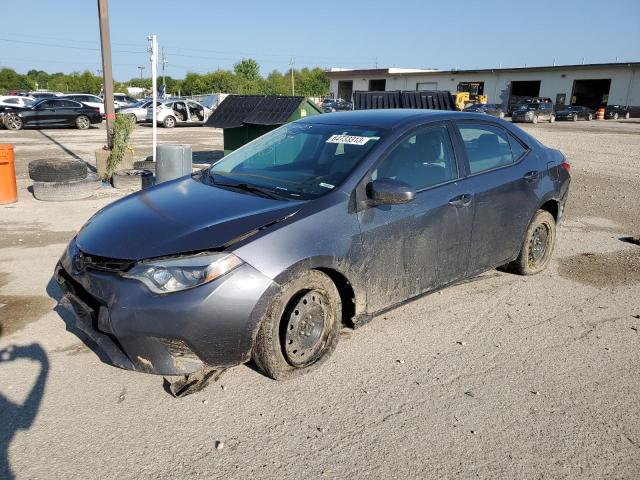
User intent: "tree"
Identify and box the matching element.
[0,68,34,93]
[233,58,260,82]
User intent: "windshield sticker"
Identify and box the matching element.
[325,134,379,146]
[319,182,335,189]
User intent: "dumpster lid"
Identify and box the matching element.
[205,95,264,128]
[244,96,305,125]
[206,95,307,128]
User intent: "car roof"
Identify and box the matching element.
[298,109,457,129]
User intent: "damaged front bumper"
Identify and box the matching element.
[55,238,278,376]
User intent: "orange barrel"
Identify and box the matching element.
[0,144,17,204]
[596,108,605,120]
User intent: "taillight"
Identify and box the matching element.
[93,108,100,113]
[560,158,571,173]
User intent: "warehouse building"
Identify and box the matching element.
[326,62,640,115]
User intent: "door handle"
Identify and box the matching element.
[523,170,539,181]
[448,193,472,208]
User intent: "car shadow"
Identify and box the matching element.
[45,277,112,368]
[36,130,97,173]
[0,333,49,480]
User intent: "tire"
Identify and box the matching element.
[532,115,538,124]
[5,114,23,130]
[587,113,593,121]
[127,113,138,123]
[550,114,555,123]
[133,160,156,171]
[572,114,578,122]
[613,113,619,120]
[504,210,556,275]
[625,112,630,119]
[32,173,100,201]
[253,270,341,380]
[28,159,87,182]
[499,111,505,119]
[163,116,176,128]
[76,115,90,130]
[111,169,153,190]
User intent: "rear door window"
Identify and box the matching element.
[457,123,525,174]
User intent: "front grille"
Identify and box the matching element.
[75,250,134,273]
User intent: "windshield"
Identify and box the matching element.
[207,122,385,199]
[517,103,537,110]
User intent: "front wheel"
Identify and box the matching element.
[504,210,556,275]
[572,114,577,122]
[587,113,593,121]
[253,270,341,380]
[532,115,538,124]
[625,112,630,119]
[163,116,176,128]
[5,114,23,130]
[76,115,90,129]
[550,114,556,123]
[613,113,619,120]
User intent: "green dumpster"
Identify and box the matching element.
[206,95,322,155]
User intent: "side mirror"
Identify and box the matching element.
[366,179,416,206]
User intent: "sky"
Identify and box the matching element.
[1,0,639,81]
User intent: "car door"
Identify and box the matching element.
[32,99,62,125]
[58,99,82,125]
[453,121,538,273]
[355,122,474,313]
[172,101,188,123]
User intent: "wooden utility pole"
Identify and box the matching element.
[97,0,115,149]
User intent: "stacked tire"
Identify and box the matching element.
[111,169,154,190]
[29,159,100,201]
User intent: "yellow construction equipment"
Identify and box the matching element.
[454,83,487,110]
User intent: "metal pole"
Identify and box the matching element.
[149,35,158,163]
[290,58,295,96]
[138,65,145,79]
[161,47,167,87]
[97,0,115,149]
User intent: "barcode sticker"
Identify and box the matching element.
[325,134,378,145]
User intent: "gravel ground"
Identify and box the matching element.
[0,120,639,479]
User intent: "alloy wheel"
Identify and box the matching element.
[5,115,22,130]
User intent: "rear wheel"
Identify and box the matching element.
[532,115,538,124]
[613,112,619,120]
[253,270,341,380]
[504,210,556,275]
[549,114,555,123]
[127,113,137,123]
[5,114,23,130]
[76,115,90,129]
[163,116,176,128]
[625,112,630,119]
[587,113,593,121]
[572,114,578,122]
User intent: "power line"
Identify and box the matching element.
[0,37,145,54]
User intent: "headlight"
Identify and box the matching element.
[124,252,243,294]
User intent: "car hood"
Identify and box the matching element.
[556,110,574,115]
[76,176,303,260]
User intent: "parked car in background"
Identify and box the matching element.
[512,101,555,123]
[61,94,105,115]
[463,103,505,118]
[119,99,159,123]
[27,91,63,100]
[508,97,553,116]
[555,105,593,121]
[604,105,631,120]
[146,99,212,127]
[0,95,36,109]
[102,93,138,109]
[1,98,102,130]
[55,110,570,381]
[322,98,352,113]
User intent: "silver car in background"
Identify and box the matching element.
[146,99,212,128]
[119,100,159,123]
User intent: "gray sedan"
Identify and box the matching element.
[55,110,570,385]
